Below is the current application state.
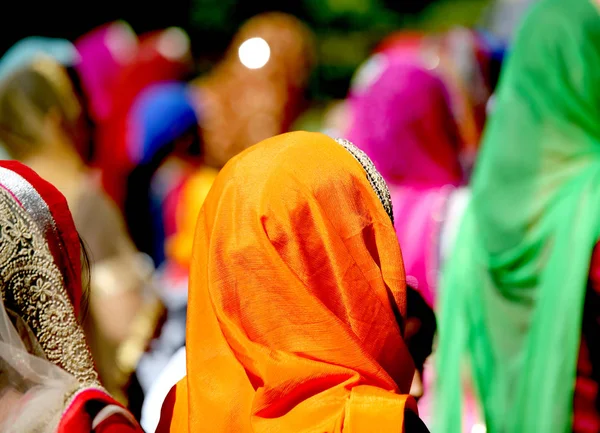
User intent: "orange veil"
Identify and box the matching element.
[159,132,418,432]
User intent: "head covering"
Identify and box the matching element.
[74,21,138,124]
[193,12,315,168]
[0,57,86,161]
[123,81,199,263]
[160,132,419,432]
[435,0,600,432]
[97,27,193,205]
[0,37,80,80]
[0,160,97,408]
[347,58,463,307]
[368,28,492,175]
[372,30,425,58]
[110,28,192,121]
[0,161,84,325]
[347,60,463,186]
[0,161,142,433]
[422,28,492,168]
[127,82,198,166]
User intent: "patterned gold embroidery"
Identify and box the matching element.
[0,187,99,386]
[335,137,395,224]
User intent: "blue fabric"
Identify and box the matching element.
[0,37,79,80]
[476,28,508,63]
[125,81,198,266]
[128,81,198,165]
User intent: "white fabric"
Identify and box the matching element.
[92,404,137,430]
[0,295,79,433]
[439,187,471,268]
[140,346,187,433]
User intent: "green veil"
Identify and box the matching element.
[435,0,600,431]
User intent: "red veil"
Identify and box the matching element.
[0,161,142,433]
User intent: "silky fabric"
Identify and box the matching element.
[373,31,425,58]
[0,61,154,402]
[377,28,492,170]
[166,165,218,269]
[0,37,79,80]
[134,166,217,396]
[192,13,314,168]
[428,28,492,160]
[0,161,142,433]
[0,160,83,316]
[97,28,192,205]
[347,61,463,307]
[0,58,85,161]
[484,0,539,42]
[435,0,600,432]
[160,131,418,432]
[123,81,199,263]
[74,21,138,124]
[126,82,198,166]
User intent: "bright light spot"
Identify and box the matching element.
[471,423,487,433]
[238,37,271,69]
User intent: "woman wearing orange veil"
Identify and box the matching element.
[192,13,315,169]
[157,132,427,432]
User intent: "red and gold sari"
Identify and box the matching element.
[0,161,142,433]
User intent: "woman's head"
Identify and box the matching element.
[0,36,80,79]
[183,132,415,429]
[372,28,494,175]
[194,13,315,168]
[347,57,463,186]
[126,82,199,167]
[227,12,315,88]
[0,161,97,384]
[95,28,193,205]
[0,58,88,161]
[123,81,200,261]
[74,21,139,124]
[423,28,493,161]
[109,27,192,119]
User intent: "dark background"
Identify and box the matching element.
[2,0,490,98]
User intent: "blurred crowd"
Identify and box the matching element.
[1,0,599,431]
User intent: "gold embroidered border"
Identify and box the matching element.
[0,187,99,386]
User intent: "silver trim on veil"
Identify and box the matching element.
[335,137,395,224]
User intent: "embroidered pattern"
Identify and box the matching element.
[335,137,395,224]
[0,187,98,386]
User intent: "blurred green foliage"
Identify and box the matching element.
[189,0,491,99]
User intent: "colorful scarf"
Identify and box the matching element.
[436,0,600,431]
[159,132,421,432]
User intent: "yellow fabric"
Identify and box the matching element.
[161,132,417,432]
[166,165,219,267]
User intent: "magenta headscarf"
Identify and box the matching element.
[74,21,138,124]
[346,54,463,307]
